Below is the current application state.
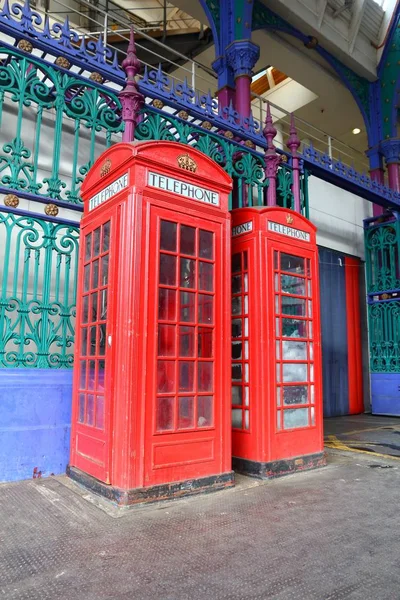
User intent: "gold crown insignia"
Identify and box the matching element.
[100,159,112,177]
[177,153,197,173]
[286,213,294,224]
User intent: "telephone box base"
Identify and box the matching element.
[232,452,326,480]
[67,466,235,506]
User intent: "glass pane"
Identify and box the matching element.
[283,385,308,405]
[179,361,194,391]
[180,258,195,288]
[158,324,176,356]
[93,228,101,257]
[81,328,88,356]
[198,294,213,324]
[244,296,248,314]
[276,318,280,337]
[311,406,315,425]
[244,364,249,383]
[283,408,309,429]
[84,265,90,292]
[160,254,177,286]
[232,341,242,360]
[157,361,175,393]
[232,319,242,338]
[281,253,305,274]
[232,409,243,428]
[198,327,213,357]
[232,363,242,381]
[281,275,306,296]
[308,300,312,317]
[276,363,281,382]
[178,396,194,429]
[244,386,249,406]
[157,397,174,431]
[198,362,213,392]
[281,297,306,316]
[79,360,87,389]
[275,295,279,313]
[199,262,214,291]
[89,326,97,355]
[78,394,85,423]
[232,386,242,405]
[307,280,312,296]
[244,274,248,292]
[98,324,106,356]
[244,341,249,359]
[101,255,109,286]
[282,318,307,338]
[87,394,95,426]
[274,250,278,270]
[88,360,96,390]
[276,341,280,359]
[243,252,248,270]
[102,221,110,252]
[309,342,314,360]
[310,364,314,382]
[232,296,242,315]
[232,275,242,294]
[276,386,281,406]
[180,291,195,322]
[97,360,105,392]
[179,326,195,357]
[92,259,99,289]
[199,230,213,259]
[244,318,249,336]
[198,396,213,427]
[84,233,92,261]
[283,363,308,382]
[310,384,315,403]
[159,288,177,321]
[180,225,195,255]
[231,253,241,273]
[95,396,104,429]
[160,220,177,252]
[99,290,107,321]
[82,295,89,324]
[244,410,250,430]
[91,292,98,322]
[282,341,307,360]
[274,273,279,292]
[277,411,282,431]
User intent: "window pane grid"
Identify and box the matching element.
[274,250,315,431]
[78,223,110,430]
[231,251,250,431]
[156,220,215,433]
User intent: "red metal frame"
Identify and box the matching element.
[231,207,324,466]
[70,141,232,491]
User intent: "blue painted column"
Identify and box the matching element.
[226,40,260,118]
[381,139,400,192]
[0,369,73,482]
[212,55,236,110]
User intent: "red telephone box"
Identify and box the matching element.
[230,207,325,478]
[69,141,234,505]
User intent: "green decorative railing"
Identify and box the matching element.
[0,47,123,204]
[136,109,309,215]
[364,219,400,293]
[368,301,400,372]
[0,212,79,367]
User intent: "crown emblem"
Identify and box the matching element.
[100,159,112,177]
[177,153,197,173]
[286,213,294,225]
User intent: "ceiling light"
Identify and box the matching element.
[352,128,361,135]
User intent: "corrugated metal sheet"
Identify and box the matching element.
[360,0,385,43]
[319,247,349,418]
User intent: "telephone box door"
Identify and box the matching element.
[71,207,119,483]
[144,205,227,485]
[269,239,322,456]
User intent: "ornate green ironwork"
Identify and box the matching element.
[364,220,400,293]
[368,301,400,372]
[0,212,79,368]
[0,47,123,204]
[136,109,308,214]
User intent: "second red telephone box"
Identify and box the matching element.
[69,141,234,504]
[230,207,325,478]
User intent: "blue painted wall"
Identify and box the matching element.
[371,373,400,416]
[318,247,349,417]
[0,369,73,482]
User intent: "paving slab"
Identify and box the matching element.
[1,438,400,599]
